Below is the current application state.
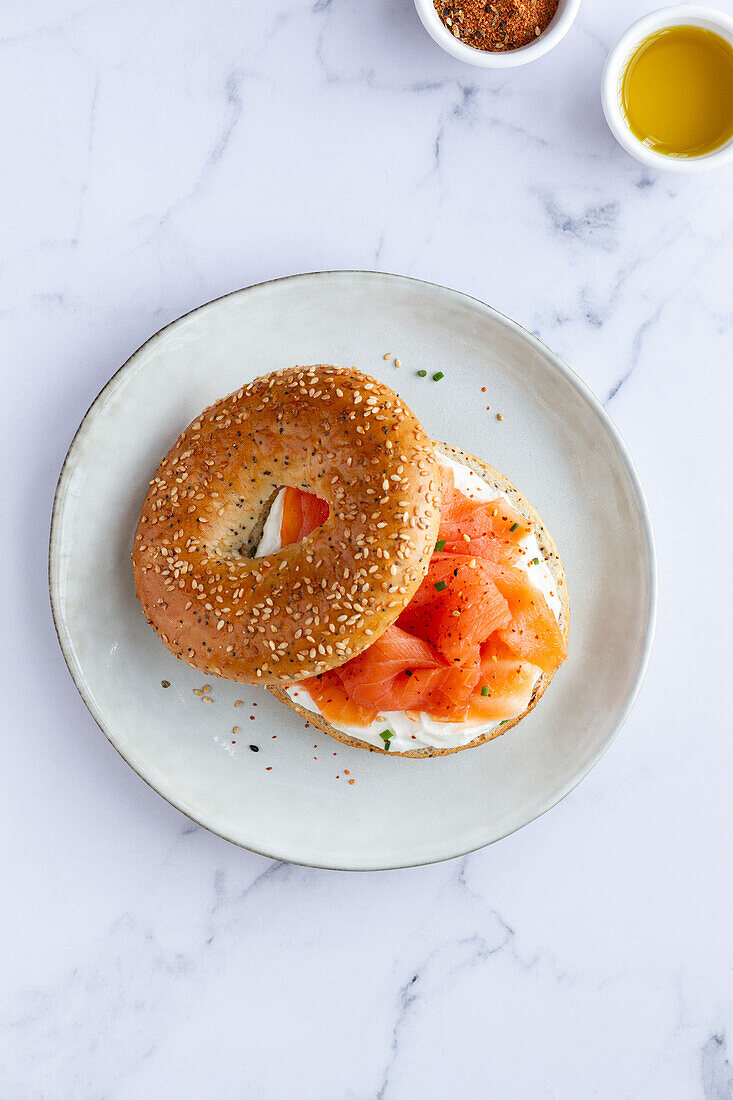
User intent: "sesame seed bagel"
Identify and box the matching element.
[132,365,441,683]
[269,442,570,757]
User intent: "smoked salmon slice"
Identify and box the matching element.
[398,554,512,665]
[437,490,531,565]
[300,669,379,728]
[421,648,481,720]
[280,487,329,547]
[466,637,541,723]
[339,625,446,712]
[491,563,566,674]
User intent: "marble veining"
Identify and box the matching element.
[3,0,733,1096]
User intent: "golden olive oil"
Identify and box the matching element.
[620,25,733,157]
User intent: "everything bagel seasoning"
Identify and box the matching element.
[434,0,558,51]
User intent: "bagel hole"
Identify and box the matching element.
[251,486,329,557]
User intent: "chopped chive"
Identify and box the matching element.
[417,370,427,377]
[432,371,444,381]
[509,522,519,532]
[480,685,489,697]
[500,721,508,726]
[435,538,446,551]
[531,556,539,565]
[434,580,448,591]
[380,730,391,741]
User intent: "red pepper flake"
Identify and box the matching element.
[481,387,486,393]
[344,769,350,775]
[349,779,355,786]
[266,766,272,771]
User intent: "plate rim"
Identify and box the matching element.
[49,269,658,871]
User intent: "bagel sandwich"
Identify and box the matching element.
[132,365,568,758]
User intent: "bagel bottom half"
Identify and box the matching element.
[268,443,570,757]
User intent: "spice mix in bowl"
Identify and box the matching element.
[434,0,559,52]
[414,0,581,67]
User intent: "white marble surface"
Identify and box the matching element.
[2,0,732,1096]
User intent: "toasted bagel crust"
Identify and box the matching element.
[268,442,569,756]
[132,366,441,683]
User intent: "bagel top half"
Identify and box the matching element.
[132,365,441,683]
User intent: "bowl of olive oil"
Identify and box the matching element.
[602,5,733,171]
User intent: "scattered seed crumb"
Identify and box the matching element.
[249,715,255,720]
[383,352,391,360]
[231,740,236,744]
[193,689,203,696]
[486,406,491,411]
[497,413,504,421]
[203,685,211,694]
[349,779,355,785]
[250,744,259,752]
[272,734,277,739]
[202,696,212,703]
[266,766,272,771]
[394,357,401,368]
[235,700,243,707]
[481,387,486,393]
[233,726,240,734]
[344,769,350,775]
[305,722,310,728]
[252,703,257,707]
[161,680,170,688]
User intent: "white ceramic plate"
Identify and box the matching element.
[50,271,656,870]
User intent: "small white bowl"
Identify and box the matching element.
[602,5,733,172]
[414,0,581,68]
